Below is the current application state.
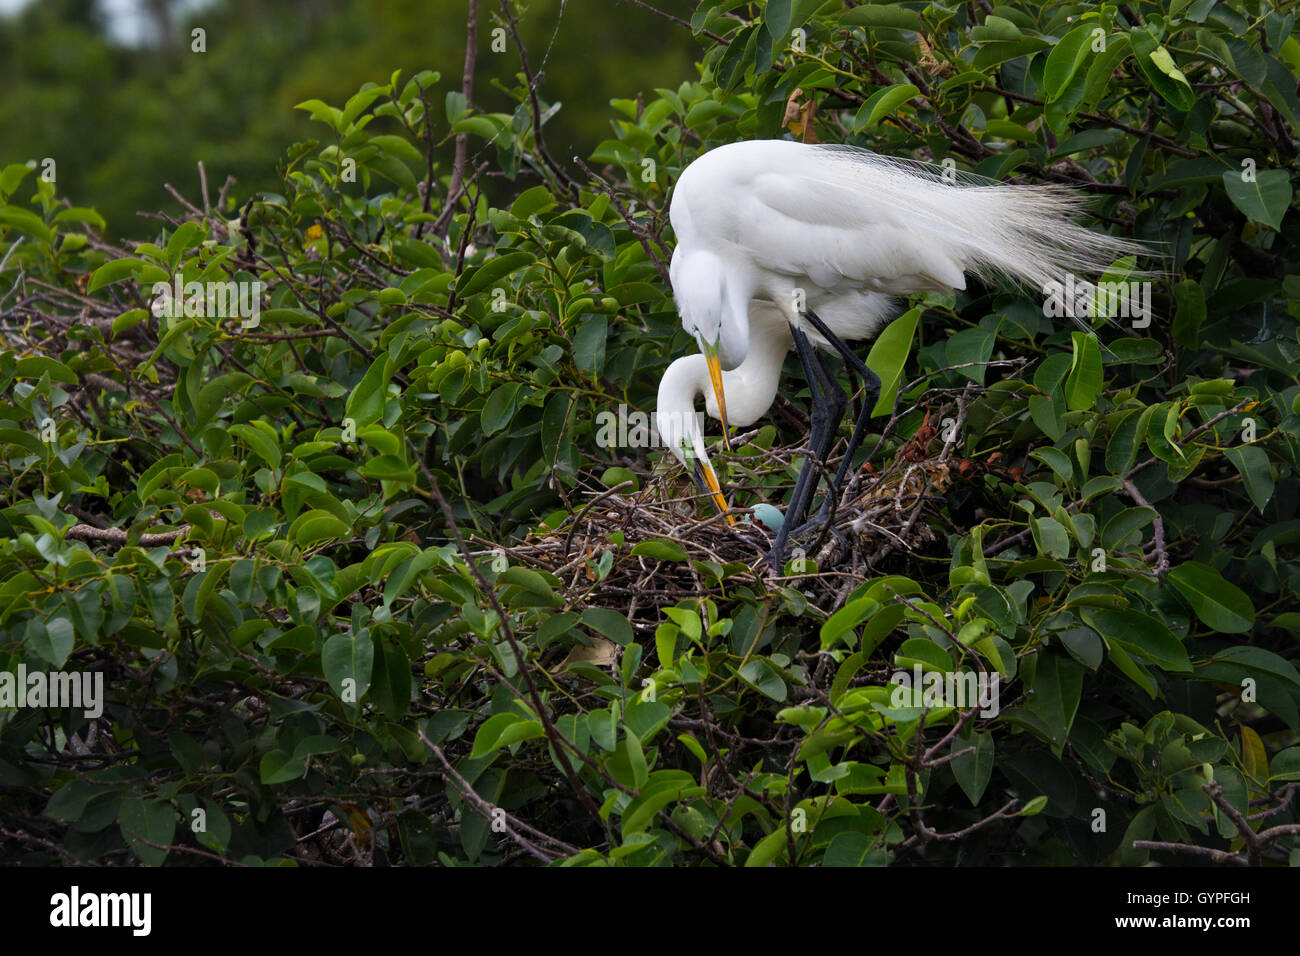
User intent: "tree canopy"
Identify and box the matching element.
[0,0,1298,867]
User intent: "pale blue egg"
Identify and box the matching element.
[749,503,785,531]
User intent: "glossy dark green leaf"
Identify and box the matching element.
[951,729,995,805]
[1167,561,1255,633]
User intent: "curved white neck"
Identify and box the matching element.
[656,313,791,469]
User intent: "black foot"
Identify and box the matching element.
[788,502,847,554]
[758,505,846,575]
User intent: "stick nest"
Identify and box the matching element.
[484,432,957,615]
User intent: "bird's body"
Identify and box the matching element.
[657,138,1144,564]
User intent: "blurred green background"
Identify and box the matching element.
[0,0,696,237]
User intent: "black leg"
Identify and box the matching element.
[766,309,883,568]
[766,321,845,571]
[801,308,881,500]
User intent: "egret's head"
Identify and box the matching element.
[672,250,744,449]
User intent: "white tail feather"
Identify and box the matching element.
[810,144,1154,290]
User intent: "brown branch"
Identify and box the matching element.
[441,0,478,239]
[411,454,610,827]
[65,523,190,549]
[419,730,574,862]
[620,0,726,43]
[1131,840,1249,864]
[1121,478,1168,576]
[499,0,579,200]
[573,157,671,287]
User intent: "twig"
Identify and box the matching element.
[499,0,579,199]
[65,523,190,548]
[1131,840,1248,864]
[619,0,726,43]
[1121,478,1168,576]
[440,0,478,239]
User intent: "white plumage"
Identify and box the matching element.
[657,139,1143,543]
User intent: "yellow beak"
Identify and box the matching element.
[700,338,732,452]
[693,457,736,526]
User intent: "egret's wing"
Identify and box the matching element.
[685,141,1146,296]
[740,167,970,293]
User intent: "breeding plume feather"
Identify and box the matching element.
[656,139,1147,568]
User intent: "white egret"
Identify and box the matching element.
[656,139,1145,568]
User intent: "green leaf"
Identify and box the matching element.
[0,205,52,243]
[895,637,952,673]
[295,98,344,131]
[1221,169,1292,231]
[458,251,535,298]
[1029,395,1065,441]
[481,382,522,435]
[973,37,1049,70]
[364,153,418,193]
[229,422,282,468]
[945,326,995,383]
[1105,407,1152,476]
[824,831,887,867]
[1105,639,1157,698]
[840,4,923,31]
[970,15,1021,42]
[289,510,349,548]
[852,84,920,131]
[86,257,170,293]
[1172,280,1206,347]
[370,635,412,721]
[1032,517,1071,558]
[28,616,75,668]
[1020,795,1048,816]
[1044,24,1095,102]
[581,607,635,646]
[1270,747,1300,783]
[0,164,32,200]
[510,185,557,219]
[344,355,394,428]
[1223,445,1274,513]
[1082,34,1130,109]
[322,631,374,703]
[14,356,77,384]
[473,712,543,759]
[1085,608,1191,672]
[867,307,920,415]
[370,134,425,164]
[630,539,688,561]
[1057,626,1104,670]
[820,596,880,650]
[359,455,416,483]
[1130,28,1195,110]
[498,566,561,603]
[1030,447,1073,482]
[951,730,995,805]
[1024,652,1083,750]
[383,549,441,607]
[53,206,107,231]
[1101,506,1155,549]
[572,314,608,377]
[738,659,788,701]
[259,750,306,785]
[1064,332,1103,410]
[112,309,149,338]
[451,113,508,141]
[164,222,206,271]
[1167,562,1255,633]
[621,771,700,836]
[744,824,790,867]
[118,797,177,866]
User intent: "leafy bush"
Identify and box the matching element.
[0,0,1297,866]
